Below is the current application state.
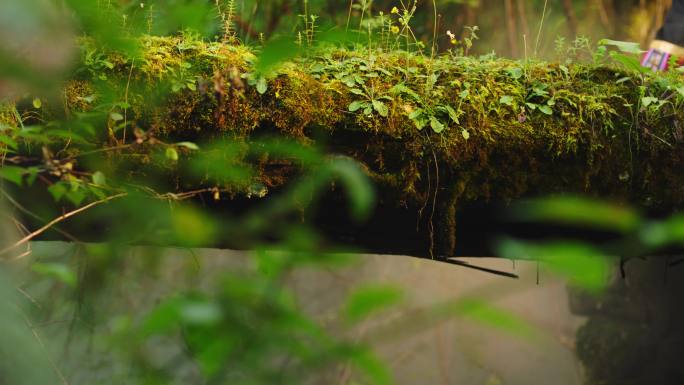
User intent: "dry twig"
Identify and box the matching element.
[0,193,127,259]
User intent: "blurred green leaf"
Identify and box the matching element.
[63,0,138,54]
[179,300,223,326]
[91,171,106,186]
[0,166,27,186]
[443,298,537,339]
[142,296,224,335]
[45,128,89,144]
[328,158,375,221]
[47,182,68,201]
[255,248,290,277]
[349,348,393,385]
[156,2,215,36]
[512,196,641,233]
[141,297,184,335]
[640,214,684,248]
[598,39,644,54]
[0,135,18,151]
[65,189,87,206]
[189,141,253,185]
[254,36,301,76]
[497,238,610,292]
[255,138,323,166]
[187,329,237,377]
[315,28,359,47]
[171,206,217,247]
[344,285,404,323]
[610,52,649,73]
[165,147,179,161]
[31,262,77,287]
[176,141,200,151]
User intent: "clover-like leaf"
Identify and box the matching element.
[430,116,445,133]
[349,100,367,112]
[499,95,514,106]
[372,100,389,117]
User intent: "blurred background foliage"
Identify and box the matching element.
[218,0,672,56]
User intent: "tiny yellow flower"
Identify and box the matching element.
[391,6,399,14]
[391,25,400,34]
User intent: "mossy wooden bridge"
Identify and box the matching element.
[3,36,684,258]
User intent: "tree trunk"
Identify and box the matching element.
[504,0,519,57]
[561,0,578,37]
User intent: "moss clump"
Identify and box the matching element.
[9,35,684,256]
[0,104,17,127]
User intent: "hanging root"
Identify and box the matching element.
[433,174,466,259]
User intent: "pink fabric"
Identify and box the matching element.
[641,49,671,71]
[642,48,684,72]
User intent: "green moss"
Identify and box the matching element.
[0,103,17,128]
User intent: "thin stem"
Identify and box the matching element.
[357,4,366,46]
[368,16,372,57]
[0,193,127,258]
[0,188,80,242]
[122,60,135,145]
[346,0,354,32]
[431,0,438,59]
[303,0,309,45]
[534,0,549,57]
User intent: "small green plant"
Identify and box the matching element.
[215,0,237,43]
[390,2,420,52]
[348,84,392,117]
[407,104,461,134]
[555,36,596,64]
[299,0,319,47]
[82,45,115,80]
[524,81,554,116]
[598,39,649,74]
[461,25,479,57]
[170,61,198,92]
